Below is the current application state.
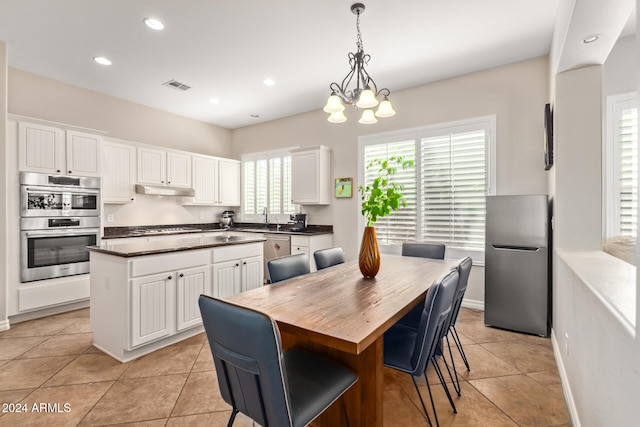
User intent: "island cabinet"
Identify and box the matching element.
[90,248,211,362]
[212,243,263,298]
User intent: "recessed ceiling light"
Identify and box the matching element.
[250,114,260,118]
[582,34,599,44]
[93,56,112,66]
[144,18,164,30]
[263,78,275,86]
[209,98,219,105]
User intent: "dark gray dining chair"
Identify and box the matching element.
[401,242,446,259]
[441,256,473,394]
[383,269,460,427]
[313,247,346,270]
[398,242,446,328]
[267,253,310,283]
[198,295,358,427]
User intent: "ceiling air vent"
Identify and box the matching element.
[162,79,191,91]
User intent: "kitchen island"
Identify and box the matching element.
[87,234,265,362]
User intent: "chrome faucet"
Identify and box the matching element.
[263,207,268,224]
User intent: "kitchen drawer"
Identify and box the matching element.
[130,249,210,277]
[212,242,263,263]
[291,235,310,247]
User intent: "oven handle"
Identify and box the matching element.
[24,185,100,196]
[24,228,100,238]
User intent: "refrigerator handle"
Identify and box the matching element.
[491,244,541,252]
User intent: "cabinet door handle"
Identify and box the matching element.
[68,170,72,174]
[243,261,247,265]
[167,275,172,280]
[56,169,61,173]
[179,273,184,278]
[235,263,239,267]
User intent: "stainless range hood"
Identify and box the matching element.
[135,184,195,197]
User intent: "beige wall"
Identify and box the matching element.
[0,41,7,327]
[554,66,603,250]
[231,57,550,261]
[8,68,233,158]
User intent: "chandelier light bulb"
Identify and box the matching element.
[328,111,347,123]
[359,109,378,124]
[375,98,396,118]
[323,94,345,113]
[356,88,379,109]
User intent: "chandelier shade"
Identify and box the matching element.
[324,3,395,124]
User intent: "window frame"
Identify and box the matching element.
[357,115,496,264]
[604,92,638,239]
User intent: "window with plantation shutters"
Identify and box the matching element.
[242,149,296,219]
[359,116,496,262]
[606,93,638,238]
[420,130,487,251]
[363,140,417,244]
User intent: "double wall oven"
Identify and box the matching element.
[20,172,101,282]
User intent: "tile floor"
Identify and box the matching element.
[0,307,570,426]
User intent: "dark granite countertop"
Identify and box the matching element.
[88,234,266,257]
[103,222,333,239]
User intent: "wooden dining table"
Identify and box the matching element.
[227,254,458,427]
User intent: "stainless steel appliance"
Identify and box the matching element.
[289,213,307,231]
[263,234,291,282]
[21,172,100,217]
[220,210,235,228]
[20,172,101,282]
[20,217,100,282]
[485,195,550,336]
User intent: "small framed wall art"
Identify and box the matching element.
[335,177,353,198]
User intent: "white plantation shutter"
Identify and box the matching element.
[363,140,417,244]
[617,106,638,236]
[359,116,495,261]
[421,130,487,250]
[242,150,295,217]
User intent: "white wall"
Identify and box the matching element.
[231,57,550,307]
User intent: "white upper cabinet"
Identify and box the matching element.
[190,156,240,206]
[102,139,136,204]
[19,122,101,177]
[137,147,191,187]
[291,145,331,205]
[218,159,241,206]
[191,155,218,205]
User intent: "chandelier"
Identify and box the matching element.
[323,3,395,124]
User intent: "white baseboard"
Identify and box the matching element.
[0,319,10,331]
[551,329,580,427]
[461,298,484,311]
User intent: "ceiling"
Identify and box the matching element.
[0,1,635,129]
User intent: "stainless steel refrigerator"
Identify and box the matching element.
[485,195,550,336]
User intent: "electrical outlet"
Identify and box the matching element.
[107,214,114,223]
[564,332,570,356]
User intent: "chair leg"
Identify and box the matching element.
[411,375,434,427]
[421,370,441,427]
[432,357,457,414]
[451,325,470,371]
[227,407,239,427]
[444,334,461,396]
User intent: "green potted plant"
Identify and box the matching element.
[358,156,414,278]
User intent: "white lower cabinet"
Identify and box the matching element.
[130,272,172,347]
[176,265,211,331]
[212,243,264,298]
[291,234,333,272]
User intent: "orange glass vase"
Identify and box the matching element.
[359,226,381,278]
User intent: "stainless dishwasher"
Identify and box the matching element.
[263,234,291,283]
